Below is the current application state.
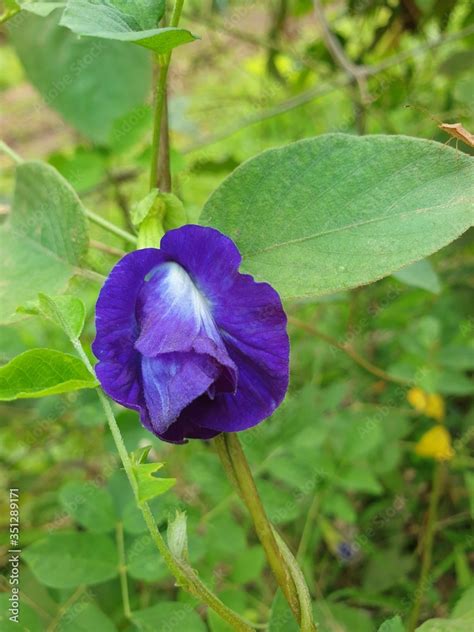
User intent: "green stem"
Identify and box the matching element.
[116,522,132,620]
[71,339,254,632]
[272,528,316,632]
[0,141,23,164]
[214,433,317,631]
[149,0,185,190]
[407,462,444,631]
[84,209,137,245]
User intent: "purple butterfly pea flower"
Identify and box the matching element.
[92,225,289,444]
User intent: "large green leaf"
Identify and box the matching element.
[8,10,152,143]
[200,135,474,300]
[0,349,97,400]
[60,0,197,53]
[23,532,119,588]
[0,161,88,324]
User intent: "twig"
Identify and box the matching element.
[89,240,125,257]
[46,586,86,632]
[288,315,410,385]
[313,0,369,104]
[73,267,107,284]
[107,171,136,234]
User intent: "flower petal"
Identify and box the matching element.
[134,260,238,390]
[135,261,218,355]
[160,224,242,300]
[141,352,221,435]
[178,273,289,432]
[92,248,167,410]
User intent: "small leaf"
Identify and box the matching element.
[0,161,88,324]
[23,532,119,588]
[393,259,441,294]
[378,616,405,632]
[60,0,197,53]
[167,510,188,561]
[201,134,474,300]
[131,455,176,504]
[131,445,152,465]
[37,293,86,339]
[0,349,98,401]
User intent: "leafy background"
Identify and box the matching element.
[0,0,473,631]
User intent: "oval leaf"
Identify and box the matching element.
[23,532,119,588]
[38,293,86,340]
[1,161,88,324]
[0,349,97,401]
[201,134,474,299]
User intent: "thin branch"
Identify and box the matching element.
[0,141,23,164]
[313,0,369,104]
[89,239,125,257]
[288,315,410,385]
[73,267,107,284]
[106,171,136,234]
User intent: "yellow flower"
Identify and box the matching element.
[415,426,454,461]
[407,388,445,422]
[407,387,428,413]
[425,394,445,422]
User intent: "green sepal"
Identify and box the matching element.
[132,189,187,249]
